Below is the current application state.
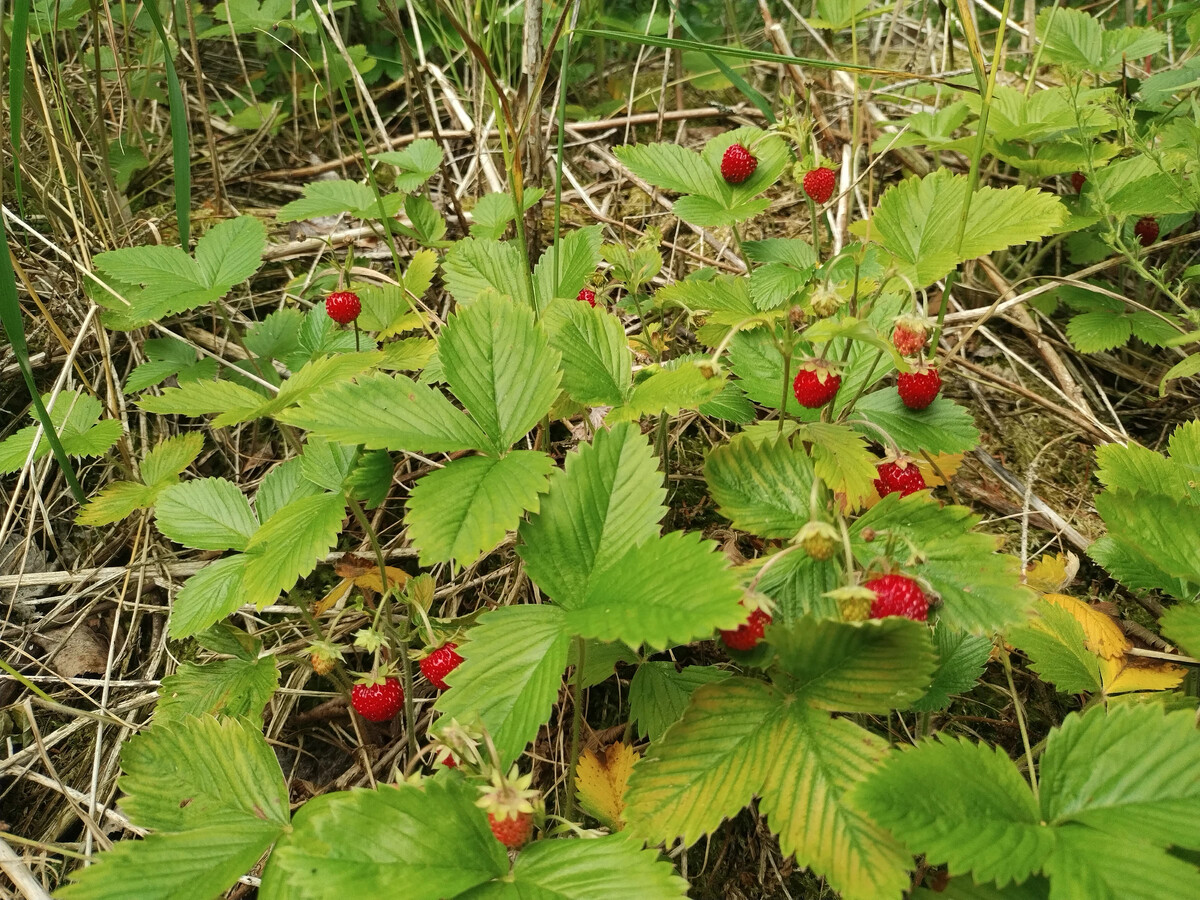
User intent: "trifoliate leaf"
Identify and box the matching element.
[910,622,991,711]
[533,225,603,312]
[543,297,631,407]
[155,478,258,551]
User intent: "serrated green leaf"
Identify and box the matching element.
[754,542,840,622]
[254,457,323,525]
[138,379,266,422]
[699,381,756,423]
[609,364,725,422]
[1042,827,1200,899]
[155,478,258,551]
[442,238,533,308]
[1006,599,1102,694]
[0,390,122,473]
[852,494,1035,634]
[242,492,346,609]
[564,530,744,649]
[297,435,357,493]
[282,372,490,454]
[372,138,443,192]
[1160,604,1200,658]
[672,194,771,227]
[1092,490,1200,598]
[1159,351,1200,398]
[467,189,544,241]
[1066,311,1132,353]
[439,292,561,451]
[629,662,732,742]
[406,451,554,568]
[1095,439,1198,501]
[772,617,937,712]
[567,639,638,688]
[434,605,570,765]
[543,297,631,407]
[170,555,249,639]
[857,169,1066,287]
[910,623,991,711]
[244,309,303,361]
[533,225,603,313]
[276,180,403,222]
[347,448,393,509]
[156,656,279,724]
[852,390,981,455]
[261,778,506,900]
[378,336,436,371]
[613,142,723,197]
[76,481,156,526]
[704,433,814,539]
[194,216,267,289]
[518,423,666,604]
[141,433,205,487]
[794,422,879,510]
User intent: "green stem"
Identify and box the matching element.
[1001,646,1038,803]
[564,635,586,821]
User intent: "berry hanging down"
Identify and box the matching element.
[576,287,597,307]
[793,361,841,409]
[802,167,836,204]
[1070,171,1086,193]
[898,366,942,410]
[719,604,773,651]
[477,767,539,850]
[891,316,929,357]
[325,290,361,325]
[419,643,464,691]
[1135,216,1159,247]
[865,574,930,621]
[350,676,403,722]
[721,143,758,184]
[874,460,927,498]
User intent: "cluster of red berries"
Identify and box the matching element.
[348,643,463,722]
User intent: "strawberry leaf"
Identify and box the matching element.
[543,297,631,407]
[1006,598,1102,694]
[155,478,259,551]
[242,491,347,610]
[442,238,534,309]
[910,622,992,711]
[276,179,403,222]
[169,555,249,639]
[155,655,279,724]
[533,225,603,313]
[1160,604,1200,658]
[629,662,732,743]
[608,364,726,422]
[851,390,981,455]
[495,834,689,899]
[0,389,122,474]
[704,433,815,539]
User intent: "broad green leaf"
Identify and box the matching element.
[434,605,570,765]
[1092,490,1200,597]
[853,494,1035,634]
[372,138,443,192]
[533,225,603,312]
[467,189,545,241]
[1036,7,1102,69]
[297,435,357,493]
[138,379,266,423]
[793,422,879,510]
[261,778,506,900]
[609,364,725,422]
[439,292,562,451]
[459,834,688,900]
[170,555,249,639]
[754,542,840,622]
[276,180,403,222]
[1006,599,1102,694]
[1159,352,1200,398]
[242,492,347,609]
[699,381,756,423]
[193,216,267,289]
[141,433,205,487]
[76,481,155,526]
[155,478,258,551]
[852,390,981,455]
[671,194,771,227]
[250,351,384,425]
[855,736,1051,885]
[629,663,732,742]
[518,423,666,604]
[1160,604,1200,658]
[910,623,991,711]
[1095,438,1198,501]
[405,451,554,568]
[441,238,533,308]
[254,457,323,524]
[772,617,938,712]
[347,448,394,509]
[156,656,279,724]
[0,390,122,473]
[1066,311,1132,353]
[378,336,436,371]
[567,639,638,688]
[543,297,631,407]
[857,169,1066,287]
[613,142,723,197]
[564,530,744,649]
[1039,702,1200,848]
[282,372,490,454]
[244,309,303,361]
[1041,826,1200,899]
[704,433,814,539]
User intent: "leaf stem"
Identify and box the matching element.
[565,635,586,821]
[1001,645,1038,803]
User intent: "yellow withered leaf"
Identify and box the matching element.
[1025,552,1079,594]
[916,452,964,489]
[1100,654,1187,695]
[575,742,638,829]
[354,566,409,595]
[313,579,355,616]
[1042,594,1128,661]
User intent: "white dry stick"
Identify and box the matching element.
[0,838,53,900]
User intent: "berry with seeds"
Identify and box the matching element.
[802,166,836,204]
[865,574,930,621]
[325,290,361,325]
[477,766,539,850]
[720,605,772,651]
[420,643,464,691]
[721,143,758,184]
[350,676,403,722]
[793,361,841,409]
[897,366,942,410]
[1070,171,1086,193]
[1135,216,1159,247]
[488,811,533,849]
[577,287,597,307]
[874,460,927,498]
[891,316,929,357]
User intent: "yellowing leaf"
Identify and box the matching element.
[1025,552,1079,593]
[313,578,354,616]
[1099,654,1187,695]
[354,566,409,595]
[916,452,964,489]
[575,742,638,829]
[1042,594,1127,661]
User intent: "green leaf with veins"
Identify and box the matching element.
[704,433,814,539]
[629,663,732,742]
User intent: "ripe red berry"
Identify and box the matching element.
[488,810,533,849]
[420,643,464,691]
[793,363,841,409]
[891,317,928,357]
[325,290,361,325]
[1135,216,1159,247]
[874,461,927,498]
[721,143,758,184]
[897,367,942,410]
[576,287,596,307]
[350,677,403,722]
[865,574,929,621]
[1070,171,1086,193]
[802,167,836,204]
[719,607,772,651]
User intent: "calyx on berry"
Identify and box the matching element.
[795,520,840,561]
[477,765,540,849]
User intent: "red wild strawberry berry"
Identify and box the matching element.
[865,574,930,621]
[802,166,836,204]
[325,290,361,325]
[719,607,772,651]
[891,316,929,357]
[350,677,403,722]
[793,362,841,409]
[897,366,942,410]
[420,643,464,691]
[488,810,533,849]
[874,460,927,498]
[577,287,597,307]
[1070,171,1086,193]
[1135,217,1159,247]
[720,143,758,184]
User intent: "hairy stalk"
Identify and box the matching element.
[564,636,587,821]
[1001,646,1039,802]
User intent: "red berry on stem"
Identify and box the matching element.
[325,290,361,325]
[420,643,464,691]
[793,362,841,409]
[721,143,758,184]
[488,811,533,849]
[874,461,927,498]
[802,167,836,204]
[1135,217,1159,247]
[865,574,929,621]
[1070,171,1086,193]
[350,677,403,722]
[576,287,596,307]
[720,607,772,651]
[897,367,942,410]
